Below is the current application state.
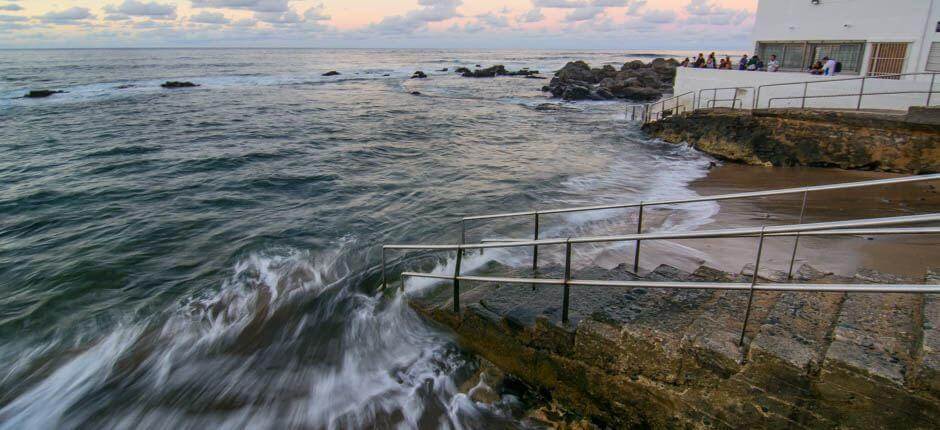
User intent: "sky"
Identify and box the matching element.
[0,0,758,49]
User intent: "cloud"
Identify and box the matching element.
[191,0,289,13]
[0,4,22,11]
[642,9,676,24]
[367,0,461,35]
[37,7,95,23]
[590,0,626,6]
[231,18,257,27]
[255,10,302,24]
[517,8,544,23]
[190,11,230,24]
[104,14,132,21]
[303,4,330,21]
[105,1,177,20]
[684,0,750,25]
[0,13,26,21]
[534,0,586,8]
[476,11,508,28]
[624,0,646,15]
[564,6,603,22]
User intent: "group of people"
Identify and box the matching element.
[809,56,840,76]
[680,52,840,75]
[679,52,780,72]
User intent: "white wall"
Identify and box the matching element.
[673,67,936,112]
[752,0,938,74]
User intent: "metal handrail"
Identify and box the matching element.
[768,90,939,109]
[645,91,695,123]
[697,86,754,110]
[386,214,940,343]
[456,173,940,276]
[754,71,939,110]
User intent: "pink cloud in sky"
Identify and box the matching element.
[1,0,759,49]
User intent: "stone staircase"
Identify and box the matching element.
[408,262,940,429]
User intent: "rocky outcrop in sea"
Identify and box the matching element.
[543,58,678,101]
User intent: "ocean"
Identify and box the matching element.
[0,49,719,429]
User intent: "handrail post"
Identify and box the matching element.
[754,86,761,110]
[382,247,387,290]
[857,77,866,110]
[460,219,466,244]
[714,88,718,109]
[453,247,462,314]
[633,202,644,273]
[740,227,766,346]
[787,191,809,280]
[801,82,808,109]
[563,240,572,324]
[532,212,540,289]
[928,73,936,106]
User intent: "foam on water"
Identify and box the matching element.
[0,48,720,429]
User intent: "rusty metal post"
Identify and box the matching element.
[787,192,809,280]
[532,212,540,290]
[381,247,387,290]
[739,227,766,346]
[563,241,572,324]
[801,82,808,109]
[928,74,936,106]
[633,203,644,273]
[453,248,462,314]
[857,77,866,110]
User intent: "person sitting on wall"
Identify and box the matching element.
[809,60,824,75]
[747,55,763,71]
[706,52,717,68]
[822,56,838,76]
[718,57,727,69]
[694,53,706,68]
[722,56,734,69]
[738,54,749,70]
[680,57,690,67]
[767,54,780,72]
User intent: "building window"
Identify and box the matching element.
[810,43,864,74]
[928,42,940,72]
[757,43,805,71]
[867,42,908,78]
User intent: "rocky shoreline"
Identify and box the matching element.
[542,59,677,101]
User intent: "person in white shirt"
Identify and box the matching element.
[767,55,780,72]
[822,57,837,76]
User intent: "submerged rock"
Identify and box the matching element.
[322,71,340,76]
[411,71,428,79]
[543,59,676,101]
[24,90,66,98]
[454,67,471,74]
[160,81,199,89]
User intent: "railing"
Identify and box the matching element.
[697,86,754,110]
[454,173,940,280]
[626,91,695,124]
[386,214,940,344]
[755,71,939,110]
[629,72,939,125]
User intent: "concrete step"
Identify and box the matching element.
[680,264,782,377]
[815,268,939,427]
[916,269,940,398]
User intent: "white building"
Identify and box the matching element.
[672,0,940,112]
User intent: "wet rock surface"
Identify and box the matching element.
[458,65,541,78]
[642,108,940,174]
[542,59,677,101]
[24,90,66,98]
[160,81,199,89]
[408,262,940,428]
